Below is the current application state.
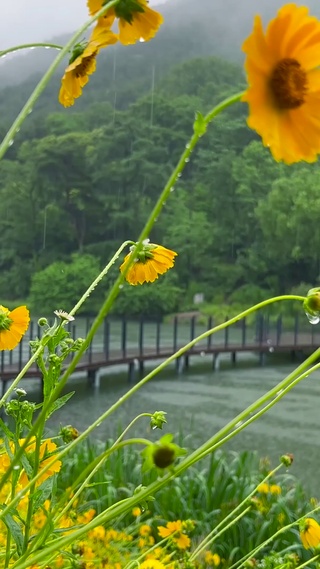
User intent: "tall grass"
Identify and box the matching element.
[57,440,313,562]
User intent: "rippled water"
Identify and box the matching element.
[20,353,320,496]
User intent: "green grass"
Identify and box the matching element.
[57,440,314,564]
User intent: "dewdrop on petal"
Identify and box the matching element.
[303,288,320,324]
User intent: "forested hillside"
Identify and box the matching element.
[1,1,319,315]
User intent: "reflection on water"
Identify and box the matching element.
[17,354,319,496]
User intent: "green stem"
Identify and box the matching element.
[0,294,306,519]
[53,415,152,524]
[15,437,151,565]
[42,93,245,389]
[0,343,48,408]
[0,43,63,58]
[21,426,45,553]
[229,504,320,569]
[0,0,121,161]
[295,554,320,569]
[123,534,173,569]
[190,466,283,560]
[69,240,133,317]
[0,92,247,500]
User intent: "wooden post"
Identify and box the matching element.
[231,352,236,365]
[87,368,97,388]
[294,313,298,346]
[139,360,144,375]
[276,315,282,346]
[128,361,135,383]
[184,355,189,369]
[104,319,110,360]
[190,316,196,342]
[259,351,266,366]
[156,320,161,355]
[176,357,184,373]
[121,317,127,358]
[213,353,220,371]
[242,317,246,347]
[139,317,144,357]
[207,316,213,349]
[224,316,229,347]
[173,316,178,351]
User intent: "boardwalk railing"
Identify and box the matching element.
[0,313,319,392]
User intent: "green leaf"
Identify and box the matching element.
[193,111,207,137]
[0,507,24,555]
[46,391,75,419]
[32,477,54,512]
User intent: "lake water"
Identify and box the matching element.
[19,352,320,497]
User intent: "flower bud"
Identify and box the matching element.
[38,317,48,326]
[281,453,294,467]
[150,411,167,430]
[15,388,27,397]
[303,288,320,324]
[59,425,80,443]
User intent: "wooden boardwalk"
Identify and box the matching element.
[0,313,319,392]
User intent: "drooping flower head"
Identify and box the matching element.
[59,26,117,107]
[300,517,320,549]
[88,0,163,45]
[0,305,30,351]
[120,241,177,285]
[242,4,320,164]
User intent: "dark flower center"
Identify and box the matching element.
[153,446,175,468]
[75,53,97,78]
[269,58,307,110]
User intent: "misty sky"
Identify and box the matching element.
[0,0,165,50]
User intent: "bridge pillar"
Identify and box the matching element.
[231,352,236,366]
[87,369,97,388]
[184,355,189,369]
[139,360,144,376]
[176,357,184,374]
[259,352,266,366]
[213,353,220,371]
[128,361,135,383]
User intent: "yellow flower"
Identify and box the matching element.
[140,560,166,569]
[300,518,320,549]
[140,524,152,536]
[120,241,177,285]
[0,305,29,351]
[59,26,117,107]
[257,483,269,494]
[205,552,221,566]
[174,532,190,550]
[158,520,182,538]
[19,439,62,486]
[132,506,142,517]
[242,4,320,164]
[270,484,281,495]
[87,0,163,45]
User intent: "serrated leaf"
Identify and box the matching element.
[0,418,14,440]
[32,477,54,512]
[46,391,75,419]
[0,507,23,555]
[193,111,207,137]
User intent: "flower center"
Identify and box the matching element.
[75,52,97,78]
[269,58,307,110]
[0,308,12,331]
